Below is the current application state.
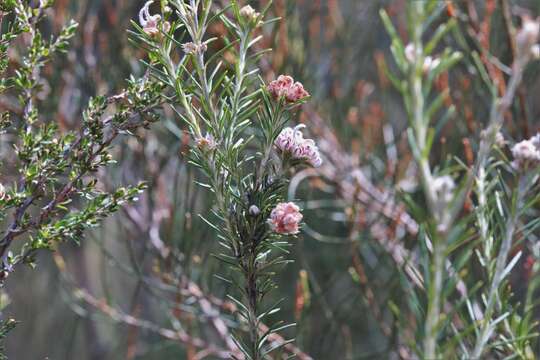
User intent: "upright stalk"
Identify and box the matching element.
[404,4,446,357]
[245,249,261,360]
[380,2,537,357]
[152,3,314,359]
[471,176,527,358]
[424,237,444,358]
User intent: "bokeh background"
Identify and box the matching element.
[3,0,540,359]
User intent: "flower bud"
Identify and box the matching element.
[405,43,440,73]
[195,133,217,151]
[531,44,540,59]
[405,43,416,63]
[182,42,208,55]
[516,16,540,60]
[139,1,170,37]
[495,131,506,148]
[248,205,261,216]
[433,175,455,205]
[240,5,260,23]
[267,75,310,103]
[511,136,540,171]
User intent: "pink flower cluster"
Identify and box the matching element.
[511,134,540,171]
[268,202,303,235]
[275,125,322,167]
[267,75,310,103]
[139,1,170,36]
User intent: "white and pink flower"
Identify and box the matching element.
[182,42,208,55]
[139,1,170,36]
[195,133,217,151]
[511,136,540,171]
[240,5,260,21]
[292,138,323,167]
[268,202,303,235]
[404,43,440,72]
[267,75,310,103]
[516,16,540,57]
[275,125,322,167]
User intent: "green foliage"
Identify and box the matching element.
[131,1,316,358]
[382,2,540,358]
[1,1,540,359]
[0,1,162,354]
[0,318,16,360]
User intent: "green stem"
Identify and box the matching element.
[424,235,444,359]
[471,175,527,358]
[405,4,445,357]
[245,250,260,360]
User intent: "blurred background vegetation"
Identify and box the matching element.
[2,0,540,359]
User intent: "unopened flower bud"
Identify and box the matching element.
[182,42,208,55]
[433,175,455,205]
[424,57,440,72]
[511,135,540,171]
[195,133,217,151]
[531,133,540,148]
[404,43,416,63]
[139,1,169,37]
[516,16,540,60]
[405,43,440,73]
[267,75,310,103]
[240,5,260,21]
[248,205,261,216]
[531,44,540,59]
[495,131,506,147]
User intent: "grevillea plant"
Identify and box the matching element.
[131,1,321,358]
[381,1,540,358]
[0,0,162,353]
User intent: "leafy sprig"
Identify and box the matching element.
[132,1,317,358]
